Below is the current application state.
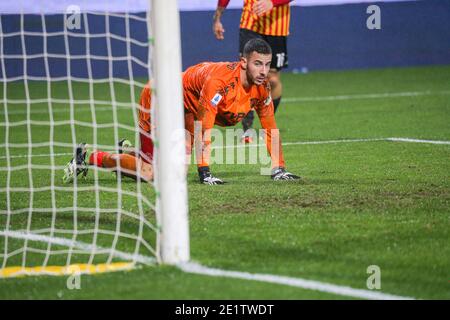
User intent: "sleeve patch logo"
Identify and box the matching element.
[210,93,223,107]
[264,94,272,106]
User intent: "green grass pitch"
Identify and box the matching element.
[0,65,449,299]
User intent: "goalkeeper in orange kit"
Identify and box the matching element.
[62,140,153,184]
[213,0,293,143]
[63,38,299,185]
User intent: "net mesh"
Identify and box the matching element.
[0,8,159,275]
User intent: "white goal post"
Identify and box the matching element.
[151,0,189,264]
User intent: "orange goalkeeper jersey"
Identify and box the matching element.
[139,61,285,168]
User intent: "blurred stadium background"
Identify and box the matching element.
[2,0,449,78]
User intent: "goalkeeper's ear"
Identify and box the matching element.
[240,56,248,71]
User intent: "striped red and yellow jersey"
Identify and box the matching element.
[241,0,290,36]
[218,0,291,36]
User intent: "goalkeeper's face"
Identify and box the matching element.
[242,52,272,86]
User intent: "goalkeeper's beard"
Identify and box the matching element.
[245,67,266,86]
[245,68,256,86]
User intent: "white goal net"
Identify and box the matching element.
[0,0,188,277]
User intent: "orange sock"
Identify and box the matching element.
[102,153,137,171]
[103,153,153,182]
[88,151,152,181]
[89,151,109,167]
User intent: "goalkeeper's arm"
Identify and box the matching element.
[257,110,301,181]
[195,96,225,185]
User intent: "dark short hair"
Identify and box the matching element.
[243,38,272,58]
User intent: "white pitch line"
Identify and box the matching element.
[1,105,131,115]
[213,137,450,150]
[386,137,450,145]
[1,90,450,116]
[0,229,415,299]
[220,138,387,150]
[0,152,72,160]
[0,230,156,265]
[0,137,449,160]
[178,262,414,300]
[283,90,450,103]
[0,229,417,299]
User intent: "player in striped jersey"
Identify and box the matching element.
[213,0,293,143]
[63,39,300,185]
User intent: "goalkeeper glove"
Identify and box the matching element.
[271,167,301,181]
[198,166,225,185]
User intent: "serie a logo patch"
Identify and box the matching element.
[264,94,272,106]
[210,93,223,107]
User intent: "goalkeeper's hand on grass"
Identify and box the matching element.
[271,167,301,181]
[198,166,225,185]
